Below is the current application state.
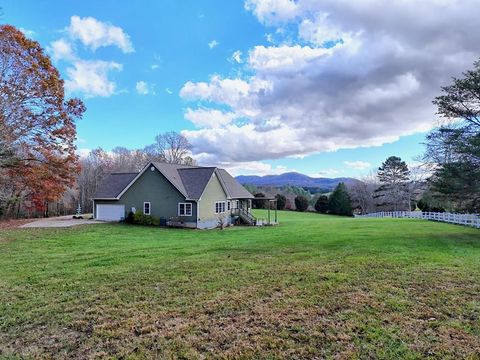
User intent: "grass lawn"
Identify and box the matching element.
[0,211,479,359]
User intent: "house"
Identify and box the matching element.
[92,162,257,229]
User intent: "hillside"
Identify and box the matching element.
[236,172,358,190]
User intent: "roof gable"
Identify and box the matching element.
[216,169,254,199]
[178,167,216,199]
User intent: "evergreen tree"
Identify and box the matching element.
[275,194,286,210]
[314,195,329,213]
[328,183,353,216]
[294,195,309,212]
[375,156,410,211]
[424,59,480,211]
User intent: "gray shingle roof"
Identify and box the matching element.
[92,162,253,200]
[216,168,254,199]
[93,173,138,199]
[178,167,216,199]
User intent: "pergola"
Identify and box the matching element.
[254,197,278,225]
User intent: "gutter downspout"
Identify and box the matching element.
[196,199,200,229]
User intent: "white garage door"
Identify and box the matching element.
[96,204,125,221]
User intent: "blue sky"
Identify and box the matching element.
[3,0,478,178]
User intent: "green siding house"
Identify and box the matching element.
[92,162,255,229]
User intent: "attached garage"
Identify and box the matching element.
[96,204,125,221]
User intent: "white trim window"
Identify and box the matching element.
[143,202,151,215]
[178,202,192,216]
[227,200,231,211]
[215,201,226,214]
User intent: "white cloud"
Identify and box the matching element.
[195,153,291,176]
[48,16,134,98]
[245,0,298,24]
[208,40,219,49]
[185,108,237,128]
[165,88,173,94]
[249,45,332,73]
[135,81,155,95]
[180,75,258,109]
[230,50,243,63]
[19,27,36,38]
[151,64,159,69]
[344,161,371,170]
[49,38,75,61]
[67,15,134,53]
[222,162,290,176]
[65,60,122,98]
[180,0,480,163]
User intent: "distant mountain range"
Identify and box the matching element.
[236,172,359,190]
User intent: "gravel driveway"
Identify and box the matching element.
[20,215,103,228]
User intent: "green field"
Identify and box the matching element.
[1,211,479,359]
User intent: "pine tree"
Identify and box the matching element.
[424,59,480,211]
[375,156,410,211]
[275,194,287,210]
[327,183,353,216]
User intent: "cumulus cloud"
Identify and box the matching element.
[185,108,237,128]
[344,161,371,170]
[244,0,298,24]
[65,60,122,98]
[208,40,219,49]
[68,15,134,53]
[48,16,133,98]
[180,0,480,164]
[136,81,155,95]
[49,38,75,61]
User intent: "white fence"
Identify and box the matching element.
[355,211,480,229]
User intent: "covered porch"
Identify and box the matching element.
[231,197,278,226]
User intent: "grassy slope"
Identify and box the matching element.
[0,211,479,359]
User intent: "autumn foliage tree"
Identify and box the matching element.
[0,25,85,217]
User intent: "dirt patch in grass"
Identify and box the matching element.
[0,218,34,231]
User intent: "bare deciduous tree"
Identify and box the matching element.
[151,132,196,165]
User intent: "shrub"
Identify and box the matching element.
[314,195,329,213]
[132,210,159,226]
[294,195,309,212]
[125,211,134,224]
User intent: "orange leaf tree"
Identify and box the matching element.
[0,25,85,216]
